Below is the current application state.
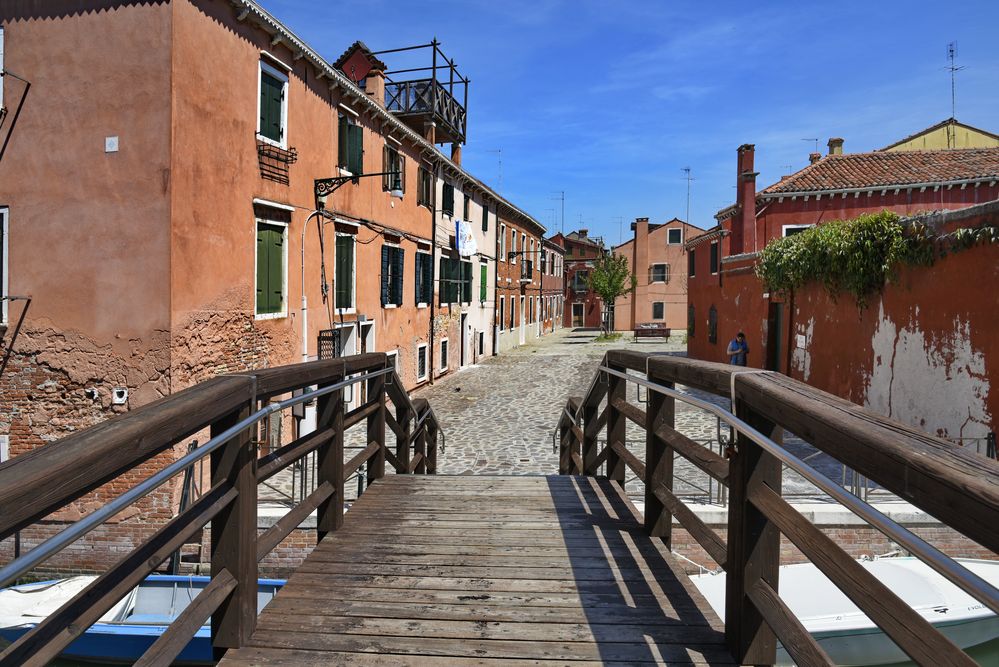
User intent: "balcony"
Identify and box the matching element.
[385,79,466,145]
[519,260,533,283]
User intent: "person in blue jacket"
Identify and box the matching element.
[727,332,749,366]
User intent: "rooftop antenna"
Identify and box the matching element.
[613,216,624,244]
[681,167,694,224]
[550,191,565,234]
[801,138,819,154]
[486,149,503,192]
[782,164,793,175]
[945,41,965,148]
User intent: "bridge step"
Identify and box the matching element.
[219,475,734,665]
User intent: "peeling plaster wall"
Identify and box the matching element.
[866,303,991,440]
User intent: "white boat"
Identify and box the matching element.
[689,557,999,666]
[0,575,283,664]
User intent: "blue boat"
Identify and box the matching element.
[0,574,284,664]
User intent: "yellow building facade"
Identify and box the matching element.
[882,118,999,151]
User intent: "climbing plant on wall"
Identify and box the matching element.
[755,210,999,308]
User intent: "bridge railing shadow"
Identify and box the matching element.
[555,348,999,666]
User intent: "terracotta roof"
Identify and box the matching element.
[759,147,999,196]
[879,117,999,151]
[333,40,387,72]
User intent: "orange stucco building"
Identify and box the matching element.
[613,216,703,333]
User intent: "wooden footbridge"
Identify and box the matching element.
[0,351,997,666]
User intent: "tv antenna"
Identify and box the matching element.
[801,138,819,154]
[486,149,503,192]
[550,191,565,234]
[681,167,694,224]
[945,42,965,147]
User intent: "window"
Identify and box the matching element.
[480,262,488,302]
[783,224,813,237]
[380,245,404,306]
[652,302,665,319]
[499,296,505,331]
[415,251,432,305]
[382,144,405,193]
[442,182,455,216]
[440,339,449,370]
[650,263,669,283]
[708,305,718,344]
[438,257,472,304]
[334,233,355,311]
[255,219,287,318]
[0,207,7,324]
[482,205,489,233]
[688,249,696,278]
[541,249,547,274]
[418,167,432,207]
[337,114,363,175]
[463,193,470,220]
[668,228,683,245]
[478,332,485,356]
[258,60,288,147]
[416,344,428,381]
[510,295,516,328]
[510,230,517,264]
[499,223,506,261]
[710,241,719,274]
[687,304,695,337]
[386,350,399,372]
[573,270,589,292]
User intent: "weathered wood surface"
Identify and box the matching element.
[219,475,735,666]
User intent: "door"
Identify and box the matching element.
[519,296,526,345]
[460,313,468,367]
[572,303,584,328]
[766,303,784,372]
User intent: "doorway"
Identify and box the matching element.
[572,303,584,328]
[519,297,526,345]
[766,303,784,372]
[459,313,468,367]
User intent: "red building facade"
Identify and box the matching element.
[549,230,606,329]
[687,141,999,441]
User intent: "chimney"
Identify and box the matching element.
[451,143,462,166]
[365,67,386,107]
[809,152,822,164]
[578,229,588,239]
[733,144,757,255]
[827,137,844,155]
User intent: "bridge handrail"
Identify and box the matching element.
[557,349,999,667]
[0,353,442,667]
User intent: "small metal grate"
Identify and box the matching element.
[318,329,341,361]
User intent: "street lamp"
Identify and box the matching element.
[313,170,401,210]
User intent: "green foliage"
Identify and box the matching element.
[595,332,623,343]
[755,210,998,308]
[586,254,637,306]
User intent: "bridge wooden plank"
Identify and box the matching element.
[219,475,733,666]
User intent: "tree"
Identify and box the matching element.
[586,254,637,332]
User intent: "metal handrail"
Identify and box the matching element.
[598,364,999,616]
[0,366,394,587]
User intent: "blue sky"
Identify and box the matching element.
[267,0,999,244]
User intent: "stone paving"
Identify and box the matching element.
[261,327,887,507]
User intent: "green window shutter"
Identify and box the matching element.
[423,254,433,303]
[256,223,284,314]
[480,264,487,302]
[462,262,472,303]
[414,253,424,304]
[442,184,454,215]
[256,227,268,313]
[392,247,405,305]
[335,235,353,309]
[438,259,447,305]
[482,207,488,232]
[260,72,283,143]
[348,123,363,174]
[338,116,349,168]
[380,246,391,305]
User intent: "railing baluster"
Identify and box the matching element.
[645,371,675,545]
[396,397,413,474]
[427,416,439,475]
[367,371,387,485]
[725,394,782,665]
[604,362,626,487]
[209,400,257,658]
[414,412,428,475]
[582,400,598,475]
[316,381,345,539]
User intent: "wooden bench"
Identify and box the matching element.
[634,323,670,339]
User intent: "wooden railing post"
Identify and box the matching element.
[427,416,439,475]
[582,401,598,475]
[604,363,626,487]
[316,381,345,539]
[725,394,782,665]
[645,372,675,544]
[558,409,571,475]
[366,372,386,486]
[209,399,257,658]
[396,398,413,474]
[414,412,428,475]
